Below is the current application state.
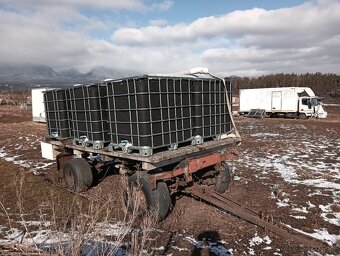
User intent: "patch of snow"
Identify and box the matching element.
[322,103,340,106]
[0,221,134,255]
[152,246,165,251]
[276,198,290,207]
[292,207,308,213]
[320,213,340,226]
[250,133,280,138]
[319,204,331,212]
[233,176,241,181]
[248,248,255,255]
[184,236,232,255]
[171,245,190,252]
[290,215,307,219]
[249,234,272,247]
[35,162,54,169]
[95,222,130,237]
[285,225,340,246]
[298,179,340,190]
[308,190,324,197]
[17,221,51,227]
[307,201,316,208]
[0,147,54,172]
[0,148,7,157]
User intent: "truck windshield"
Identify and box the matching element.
[311,98,318,106]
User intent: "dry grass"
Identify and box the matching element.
[0,89,30,105]
[0,171,158,255]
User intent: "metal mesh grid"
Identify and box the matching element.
[44,89,71,138]
[106,76,232,152]
[191,78,232,138]
[68,84,110,148]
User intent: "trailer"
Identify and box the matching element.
[41,70,241,221]
[239,87,327,119]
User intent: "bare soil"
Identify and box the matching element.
[0,105,339,255]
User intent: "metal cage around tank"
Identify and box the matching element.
[43,89,72,139]
[191,77,232,140]
[68,84,110,149]
[104,75,233,156]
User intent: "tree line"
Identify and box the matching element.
[230,73,340,95]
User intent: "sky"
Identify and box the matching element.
[0,0,339,76]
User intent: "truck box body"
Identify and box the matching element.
[239,87,302,113]
[32,88,54,122]
[239,87,327,118]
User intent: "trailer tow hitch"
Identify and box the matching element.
[185,186,330,249]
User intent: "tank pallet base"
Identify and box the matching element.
[106,135,220,157]
[73,139,110,150]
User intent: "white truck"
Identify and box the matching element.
[238,87,327,119]
[32,88,55,122]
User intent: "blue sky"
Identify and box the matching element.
[0,0,339,76]
[132,1,308,25]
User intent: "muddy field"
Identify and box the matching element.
[0,105,339,255]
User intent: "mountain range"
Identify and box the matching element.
[0,63,139,89]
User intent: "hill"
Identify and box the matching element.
[0,63,138,89]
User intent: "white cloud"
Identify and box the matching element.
[112,1,340,48]
[0,0,339,76]
[149,19,168,26]
[150,0,173,11]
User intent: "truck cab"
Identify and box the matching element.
[299,97,327,118]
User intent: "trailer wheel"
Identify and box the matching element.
[214,162,233,193]
[125,172,171,221]
[63,158,93,192]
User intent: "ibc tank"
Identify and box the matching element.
[105,75,232,156]
[44,89,71,138]
[68,84,109,149]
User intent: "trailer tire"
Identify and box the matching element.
[214,162,233,193]
[63,158,93,192]
[125,172,171,221]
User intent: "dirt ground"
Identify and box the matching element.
[0,104,339,255]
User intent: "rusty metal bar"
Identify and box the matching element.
[151,151,238,182]
[188,186,329,249]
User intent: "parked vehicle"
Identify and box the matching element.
[238,87,327,119]
[40,70,241,221]
[32,88,55,122]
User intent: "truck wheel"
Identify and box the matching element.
[299,113,307,119]
[125,172,171,221]
[214,162,233,193]
[63,158,93,192]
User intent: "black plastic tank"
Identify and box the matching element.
[44,89,71,138]
[68,84,109,149]
[191,78,232,139]
[105,75,232,156]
